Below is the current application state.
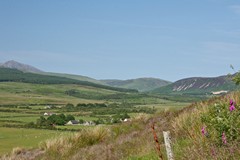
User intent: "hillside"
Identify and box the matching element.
[152,75,238,95]
[41,72,102,84]
[1,60,173,92]
[0,60,43,73]
[0,68,137,93]
[101,78,171,92]
[0,60,103,84]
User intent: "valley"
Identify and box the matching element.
[0,79,188,155]
[0,60,238,159]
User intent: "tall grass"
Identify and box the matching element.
[39,126,111,159]
[36,112,167,160]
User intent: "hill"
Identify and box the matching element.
[41,72,102,84]
[0,60,103,84]
[0,68,137,93]
[101,78,171,92]
[0,60,43,73]
[152,75,238,96]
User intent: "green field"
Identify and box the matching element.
[0,127,63,155]
[0,82,111,105]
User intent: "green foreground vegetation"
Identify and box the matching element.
[171,91,240,159]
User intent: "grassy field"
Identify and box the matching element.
[0,127,64,155]
[0,82,112,105]
[134,102,190,111]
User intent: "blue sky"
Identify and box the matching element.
[0,0,240,81]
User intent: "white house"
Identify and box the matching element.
[43,112,54,116]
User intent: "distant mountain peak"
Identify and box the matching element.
[0,60,43,73]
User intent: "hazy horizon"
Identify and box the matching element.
[1,1,240,81]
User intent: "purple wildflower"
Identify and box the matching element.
[229,105,235,111]
[229,99,236,111]
[222,132,227,144]
[201,127,205,135]
[201,126,208,136]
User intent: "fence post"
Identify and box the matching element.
[163,131,174,160]
[151,122,163,160]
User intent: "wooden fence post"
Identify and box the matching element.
[163,131,174,160]
[151,122,163,160]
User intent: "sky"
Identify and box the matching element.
[0,0,240,82]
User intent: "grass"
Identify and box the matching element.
[56,125,95,130]
[0,127,63,155]
[135,102,190,111]
[0,116,39,123]
[127,152,159,160]
[74,115,98,121]
[0,82,110,105]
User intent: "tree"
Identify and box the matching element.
[66,114,75,121]
[59,114,66,121]
[66,103,74,108]
[55,117,66,125]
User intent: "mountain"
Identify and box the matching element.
[152,75,238,95]
[0,60,43,73]
[101,78,171,92]
[0,60,104,84]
